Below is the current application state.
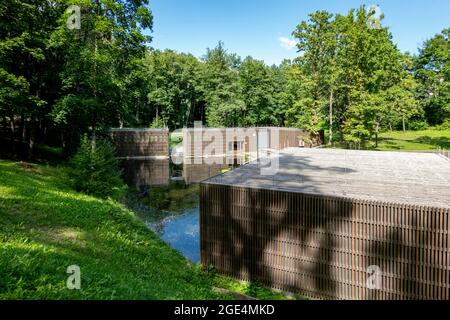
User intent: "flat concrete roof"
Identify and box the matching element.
[204,148,450,208]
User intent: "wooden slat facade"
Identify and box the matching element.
[200,183,450,300]
[182,127,323,159]
[109,129,170,189]
[109,129,169,159]
[182,162,229,185]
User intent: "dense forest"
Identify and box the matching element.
[1,1,449,157]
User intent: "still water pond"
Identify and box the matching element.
[139,182,201,263]
[122,159,236,263]
[122,159,232,263]
[148,207,200,263]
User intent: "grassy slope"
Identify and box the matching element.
[0,160,287,300]
[0,160,225,299]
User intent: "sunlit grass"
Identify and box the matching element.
[379,129,450,140]
[375,129,450,151]
[0,159,290,300]
[0,160,223,299]
[211,274,300,300]
[325,129,450,151]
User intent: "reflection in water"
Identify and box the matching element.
[147,208,200,263]
[136,182,200,263]
[120,157,234,189]
[120,159,170,189]
[120,158,235,263]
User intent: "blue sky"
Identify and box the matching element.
[146,0,450,65]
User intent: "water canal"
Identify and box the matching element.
[122,158,234,264]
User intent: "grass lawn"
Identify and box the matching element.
[326,129,450,152]
[375,129,450,151]
[0,160,287,300]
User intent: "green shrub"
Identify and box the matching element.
[408,120,429,131]
[69,135,126,198]
[149,117,166,129]
[436,119,450,130]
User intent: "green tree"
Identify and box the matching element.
[238,57,278,126]
[144,50,203,130]
[69,135,125,198]
[283,63,317,131]
[292,10,337,134]
[336,7,404,143]
[271,59,293,126]
[415,28,450,125]
[200,42,245,127]
[384,77,421,132]
[0,0,63,155]
[292,6,407,144]
[50,0,152,153]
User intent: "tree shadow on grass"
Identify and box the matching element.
[378,136,450,150]
[413,136,450,149]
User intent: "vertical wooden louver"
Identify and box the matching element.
[109,128,169,159]
[200,183,450,300]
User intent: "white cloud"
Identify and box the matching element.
[278,37,297,50]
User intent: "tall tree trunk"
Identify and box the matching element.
[328,89,333,145]
[9,114,15,153]
[2,116,7,130]
[21,114,26,144]
[92,0,99,144]
[61,132,66,151]
[43,121,47,143]
[92,115,97,145]
[28,117,36,159]
[402,116,406,132]
[136,105,140,123]
[338,124,344,143]
[375,122,379,148]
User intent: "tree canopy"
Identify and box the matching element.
[1,3,448,157]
